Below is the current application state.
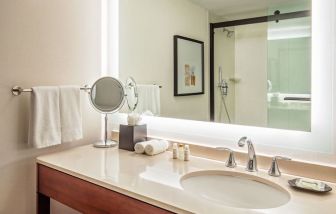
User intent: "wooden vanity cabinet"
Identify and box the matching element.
[37,164,174,214]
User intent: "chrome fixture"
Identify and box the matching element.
[238,137,258,172]
[222,28,235,38]
[268,156,291,177]
[218,66,231,123]
[89,77,125,148]
[216,147,236,168]
[218,67,228,96]
[12,85,91,96]
[12,84,161,96]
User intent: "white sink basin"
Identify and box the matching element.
[180,170,290,209]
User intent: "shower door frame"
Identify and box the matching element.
[209,10,311,121]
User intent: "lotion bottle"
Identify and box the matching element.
[184,145,190,161]
[178,144,185,160]
[172,143,178,159]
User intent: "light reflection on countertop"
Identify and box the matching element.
[37,145,336,214]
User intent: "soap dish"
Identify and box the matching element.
[288,178,332,193]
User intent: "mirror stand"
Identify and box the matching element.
[93,114,118,148]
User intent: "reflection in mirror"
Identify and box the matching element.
[89,77,125,148]
[119,0,311,132]
[267,6,311,131]
[124,77,139,112]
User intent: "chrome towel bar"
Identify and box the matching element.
[12,84,162,96]
[11,85,91,96]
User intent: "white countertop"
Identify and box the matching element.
[37,145,336,214]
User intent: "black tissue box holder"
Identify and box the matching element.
[119,124,147,151]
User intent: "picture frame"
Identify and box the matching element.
[174,35,204,96]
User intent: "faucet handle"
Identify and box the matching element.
[268,156,291,177]
[216,147,237,168]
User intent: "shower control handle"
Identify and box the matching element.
[218,79,228,96]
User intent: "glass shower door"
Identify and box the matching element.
[267,14,311,131]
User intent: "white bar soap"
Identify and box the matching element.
[295,178,326,191]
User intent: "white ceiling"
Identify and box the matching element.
[190,0,309,17]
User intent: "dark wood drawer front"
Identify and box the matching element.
[37,164,174,214]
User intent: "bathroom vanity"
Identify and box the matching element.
[36,145,336,214]
[37,164,171,214]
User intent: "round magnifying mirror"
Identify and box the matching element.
[125,77,138,112]
[89,77,125,148]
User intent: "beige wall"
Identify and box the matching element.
[234,23,268,127]
[0,0,102,213]
[119,0,210,121]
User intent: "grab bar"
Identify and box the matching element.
[283,97,311,102]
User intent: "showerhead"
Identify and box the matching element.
[227,31,234,38]
[223,28,235,38]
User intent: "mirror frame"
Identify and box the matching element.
[124,76,139,112]
[89,76,125,114]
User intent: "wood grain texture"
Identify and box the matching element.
[37,164,174,214]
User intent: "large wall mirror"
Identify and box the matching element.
[119,0,312,132]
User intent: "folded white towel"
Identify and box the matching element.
[59,86,83,142]
[134,140,155,154]
[28,86,61,148]
[144,140,169,156]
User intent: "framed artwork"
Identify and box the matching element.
[174,35,204,96]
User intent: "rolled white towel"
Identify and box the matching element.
[144,140,169,156]
[134,140,155,154]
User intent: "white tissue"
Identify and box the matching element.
[127,113,142,126]
[144,140,169,156]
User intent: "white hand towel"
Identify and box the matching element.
[144,140,169,156]
[135,85,160,116]
[28,87,61,148]
[134,140,155,154]
[59,86,83,142]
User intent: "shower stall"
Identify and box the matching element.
[210,2,311,132]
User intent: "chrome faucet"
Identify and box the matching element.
[238,137,258,172]
[268,156,291,177]
[216,147,237,168]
